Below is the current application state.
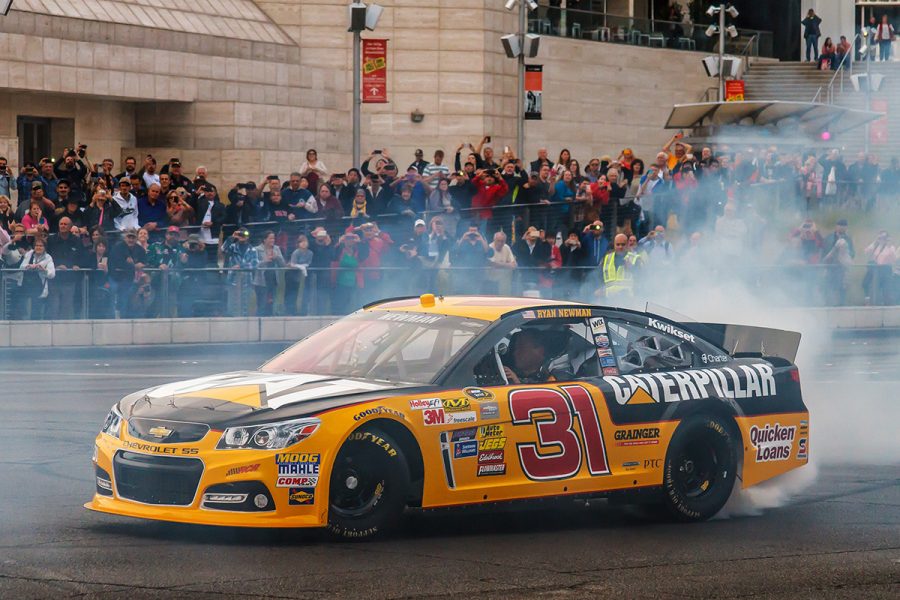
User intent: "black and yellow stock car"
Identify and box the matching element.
[88,295,809,538]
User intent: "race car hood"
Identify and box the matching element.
[118,371,418,427]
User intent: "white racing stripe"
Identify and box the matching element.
[266,380,390,409]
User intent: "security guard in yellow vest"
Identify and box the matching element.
[599,233,637,298]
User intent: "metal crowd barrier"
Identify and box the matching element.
[1,262,896,321]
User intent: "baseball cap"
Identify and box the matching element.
[415,149,424,156]
[187,233,201,243]
[414,219,426,227]
[31,181,43,190]
[314,229,328,239]
[166,225,180,233]
[123,229,138,238]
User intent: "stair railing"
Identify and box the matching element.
[812,33,860,104]
[738,34,759,74]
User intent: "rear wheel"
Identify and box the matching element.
[661,414,737,522]
[327,428,410,539]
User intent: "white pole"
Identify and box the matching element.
[353,29,361,168]
[517,0,526,161]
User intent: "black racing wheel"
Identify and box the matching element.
[660,414,738,522]
[327,427,410,539]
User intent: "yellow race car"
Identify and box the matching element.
[87,295,810,538]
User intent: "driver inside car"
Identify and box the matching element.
[503,329,554,385]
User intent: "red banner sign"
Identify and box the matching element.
[362,39,388,103]
[524,64,543,120]
[725,80,745,102]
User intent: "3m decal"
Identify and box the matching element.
[288,487,315,505]
[225,463,260,477]
[423,407,446,426]
[647,318,696,342]
[604,364,777,405]
[277,476,318,488]
[479,401,500,420]
[509,385,610,481]
[614,427,660,446]
[453,441,478,459]
[749,423,796,462]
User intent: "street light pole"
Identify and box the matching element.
[353,29,361,168]
[718,4,725,102]
[865,49,871,154]
[517,0,526,160]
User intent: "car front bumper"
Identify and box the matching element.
[86,430,330,529]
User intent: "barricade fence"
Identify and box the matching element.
[2,263,897,321]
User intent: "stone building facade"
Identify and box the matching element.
[0,0,712,189]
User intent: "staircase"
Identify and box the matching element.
[743,61,900,159]
[743,62,837,102]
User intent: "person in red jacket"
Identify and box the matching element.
[471,169,509,231]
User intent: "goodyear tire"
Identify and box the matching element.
[661,414,737,522]
[327,428,410,539]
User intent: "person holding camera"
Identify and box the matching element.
[54,147,89,203]
[0,156,16,201]
[166,190,195,229]
[85,189,120,234]
[451,226,490,293]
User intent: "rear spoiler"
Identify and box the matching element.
[681,323,802,363]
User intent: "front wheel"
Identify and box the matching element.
[327,428,410,539]
[661,414,738,522]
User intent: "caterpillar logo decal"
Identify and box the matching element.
[605,364,777,405]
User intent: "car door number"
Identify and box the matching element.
[509,385,610,481]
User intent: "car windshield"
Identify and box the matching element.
[261,311,489,384]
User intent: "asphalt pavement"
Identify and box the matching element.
[0,334,897,599]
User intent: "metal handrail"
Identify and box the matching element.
[812,33,860,104]
[737,33,759,73]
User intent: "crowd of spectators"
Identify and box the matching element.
[1,136,898,320]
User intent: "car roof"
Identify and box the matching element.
[364,295,591,322]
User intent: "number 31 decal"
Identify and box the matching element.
[509,385,610,481]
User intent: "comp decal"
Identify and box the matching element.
[509,385,610,481]
[604,364,777,405]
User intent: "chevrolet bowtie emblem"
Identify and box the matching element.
[148,426,173,439]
